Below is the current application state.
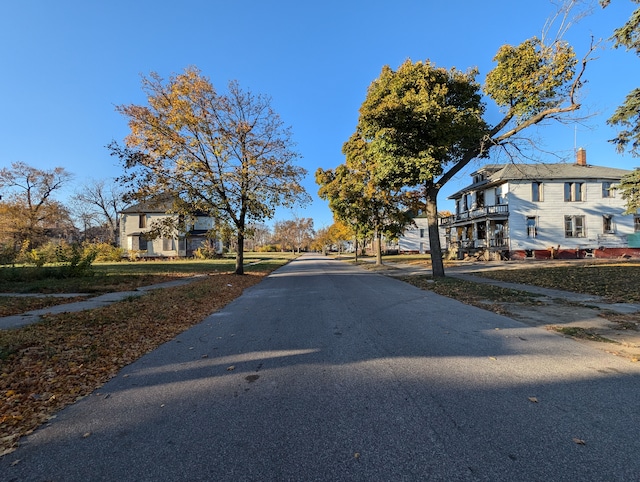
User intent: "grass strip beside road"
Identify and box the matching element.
[0,254,292,294]
[472,262,640,303]
[400,275,544,316]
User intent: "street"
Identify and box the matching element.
[4,253,640,481]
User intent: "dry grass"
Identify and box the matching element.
[473,262,640,303]
[400,275,544,316]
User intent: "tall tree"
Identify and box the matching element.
[357,3,593,277]
[72,178,125,242]
[272,218,314,253]
[244,223,272,251]
[616,167,640,213]
[601,0,640,155]
[290,217,315,253]
[0,162,73,249]
[317,132,412,265]
[110,67,309,274]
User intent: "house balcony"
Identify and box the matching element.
[440,204,509,227]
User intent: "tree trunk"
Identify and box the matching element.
[235,230,245,275]
[354,236,359,263]
[375,229,383,265]
[425,185,445,278]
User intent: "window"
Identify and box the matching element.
[565,215,585,237]
[635,216,640,233]
[564,182,584,202]
[602,182,613,198]
[419,229,425,238]
[162,237,174,251]
[477,222,486,241]
[476,191,485,207]
[138,214,147,228]
[463,194,471,211]
[526,216,537,238]
[133,235,148,251]
[603,215,614,234]
[495,188,505,205]
[532,182,543,202]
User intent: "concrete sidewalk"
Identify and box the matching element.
[378,260,640,355]
[0,276,206,330]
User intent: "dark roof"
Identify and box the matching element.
[448,162,632,199]
[120,196,175,214]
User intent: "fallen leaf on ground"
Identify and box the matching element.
[0,272,268,456]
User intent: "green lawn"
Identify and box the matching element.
[0,253,296,294]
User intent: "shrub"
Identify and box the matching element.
[126,250,145,261]
[85,242,125,262]
[0,244,17,265]
[0,243,98,281]
[193,245,220,259]
[57,244,97,278]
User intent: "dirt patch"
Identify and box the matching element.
[482,298,640,360]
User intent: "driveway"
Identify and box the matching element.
[4,254,640,481]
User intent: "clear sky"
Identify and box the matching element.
[1,1,638,230]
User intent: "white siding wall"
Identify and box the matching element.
[509,179,633,251]
[398,218,447,253]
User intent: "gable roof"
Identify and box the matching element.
[448,162,632,199]
[120,197,175,214]
[486,163,630,181]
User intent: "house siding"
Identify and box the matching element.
[119,209,217,258]
[509,179,634,256]
[441,159,640,260]
[398,217,447,253]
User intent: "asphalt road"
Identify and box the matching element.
[4,254,640,481]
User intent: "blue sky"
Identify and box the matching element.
[1,1,638,230]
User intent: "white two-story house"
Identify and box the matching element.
[440,149,640,260]
[119,198,220,257]
[398,213,447,254]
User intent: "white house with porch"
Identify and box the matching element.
[440,149,640,260]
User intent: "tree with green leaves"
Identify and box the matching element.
[110,67,309,274]
[316,132,413,265]
[356,4,593,277]
[616,168,640,213]
[601,0,640,156]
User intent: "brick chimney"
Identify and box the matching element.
[576,147,587,166]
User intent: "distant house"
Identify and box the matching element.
[398,214,447,254]
[439,149,640,260]
[119,198,220,257]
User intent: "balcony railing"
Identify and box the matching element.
[440,204,509,226]
[450,237,510,250]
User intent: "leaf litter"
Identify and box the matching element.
[0,272,266,456]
